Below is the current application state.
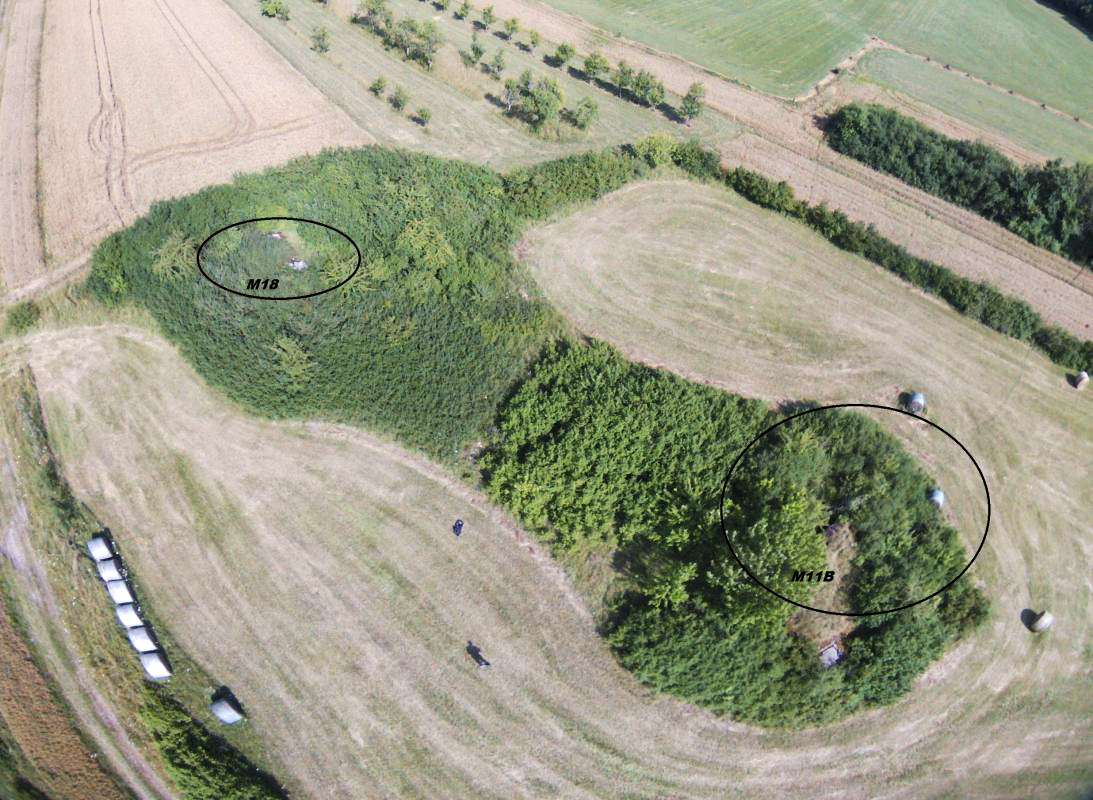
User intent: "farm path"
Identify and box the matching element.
[472,0,1093,337]
[0,443,180,800]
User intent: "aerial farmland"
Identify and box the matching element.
[0,1,1090,798]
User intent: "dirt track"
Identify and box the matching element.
[10,0,370,299]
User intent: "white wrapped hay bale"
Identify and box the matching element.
[127,626,157,653]
[140,651,171,681]
[87,536,114,561]
[115,603,142,628]
[1030,611,1054,632]
[96,558,123,582]
[105,579,134,605]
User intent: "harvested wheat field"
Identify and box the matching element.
[27,0,367,290]
[0,0,47,297]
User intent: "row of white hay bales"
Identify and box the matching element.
[86,533,171,681]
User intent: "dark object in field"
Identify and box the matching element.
[453,518,464,537]
[466,640,491,669]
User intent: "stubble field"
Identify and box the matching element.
[5,0,368,301]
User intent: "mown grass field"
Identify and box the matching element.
[848,50,1093,164]
[532,0,1093,114]
[520,178,1092,794]
[223,0,740,169]
[0,173,1085,796]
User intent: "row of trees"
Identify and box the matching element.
[826,103,1093,267]
[441,0,705,124]
[353,0,444,68]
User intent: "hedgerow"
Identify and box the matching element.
[668,139,1093,372]
[825,103,1093,267]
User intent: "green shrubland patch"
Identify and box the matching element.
[88,142,991,729]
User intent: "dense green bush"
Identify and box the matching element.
[484,342,988,725]
[825,103,1093,266]
[141,688,287,800]
[5,301,40,334]
[670,140,1093,372]
[88,147,557,458]
[1044,0,1093,29]
[501,146,646,219]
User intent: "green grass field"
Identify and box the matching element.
[535,0,1093,114]
[224,0,740,169]
[852,50,1093,163]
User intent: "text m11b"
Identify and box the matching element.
[791,570,834,582]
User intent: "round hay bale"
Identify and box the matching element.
[907,391,926,414]
[1075,371,1089,390]
[929,488,945,508]
[1031,611,1054,632]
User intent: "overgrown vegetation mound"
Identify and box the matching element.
[825,103,1093,267]
[483,342,987,725]
[89,148,568,457]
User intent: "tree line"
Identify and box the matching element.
[825,103,1093,268]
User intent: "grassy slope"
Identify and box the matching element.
[851,50,1093,164]
[520,178,1093,795]
[223,0,740,170]
[0,362,297,800]
[531,0,1093,114]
